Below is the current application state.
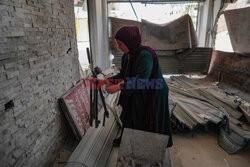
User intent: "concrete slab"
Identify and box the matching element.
[118,128,171,166]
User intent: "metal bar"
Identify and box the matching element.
[90,81,93,127]
[99,89,109,126]
[94,81,99,128]
[129,0,138,21]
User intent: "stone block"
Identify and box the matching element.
[4,62,17,70]
[6,71,19,79]
[0,0,14,6]
[2,27,25,37]
[1,16,15,26]
[118,128,170,166]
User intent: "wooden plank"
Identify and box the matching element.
[173,104,197,129]
[177,100,205,124]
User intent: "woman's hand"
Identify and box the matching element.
[104,79,112,85]
[98,79,112,85]
[105,84,122,94]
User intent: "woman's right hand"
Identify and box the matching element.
[98,79,112,85]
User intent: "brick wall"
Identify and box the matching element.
[0,0,81,166]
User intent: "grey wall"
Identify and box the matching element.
[0,0,81,166]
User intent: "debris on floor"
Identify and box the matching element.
[170,128,250,167]
[168,75,250,154]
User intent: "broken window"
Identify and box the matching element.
[108,2,198,29]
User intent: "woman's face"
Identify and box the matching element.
[116,39,129,53]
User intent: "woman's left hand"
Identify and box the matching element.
[105,84,121,94]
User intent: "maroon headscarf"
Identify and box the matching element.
[115,26,141,52]
[115,26,159,130]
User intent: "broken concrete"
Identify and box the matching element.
[118,128,171,167]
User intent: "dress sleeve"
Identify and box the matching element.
[121,50,153,95]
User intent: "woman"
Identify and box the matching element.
[105,26,172,147]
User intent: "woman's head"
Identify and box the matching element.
[115,26,141,53]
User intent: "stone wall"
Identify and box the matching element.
[0,0,81,166]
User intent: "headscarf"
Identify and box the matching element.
[115,26,141,52]
[115,26,159,130]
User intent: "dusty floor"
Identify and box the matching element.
[54,128,250,167]
[170,128,250,167]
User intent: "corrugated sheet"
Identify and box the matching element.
[112,47,212,74]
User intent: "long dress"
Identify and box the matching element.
[110,50,173,147]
